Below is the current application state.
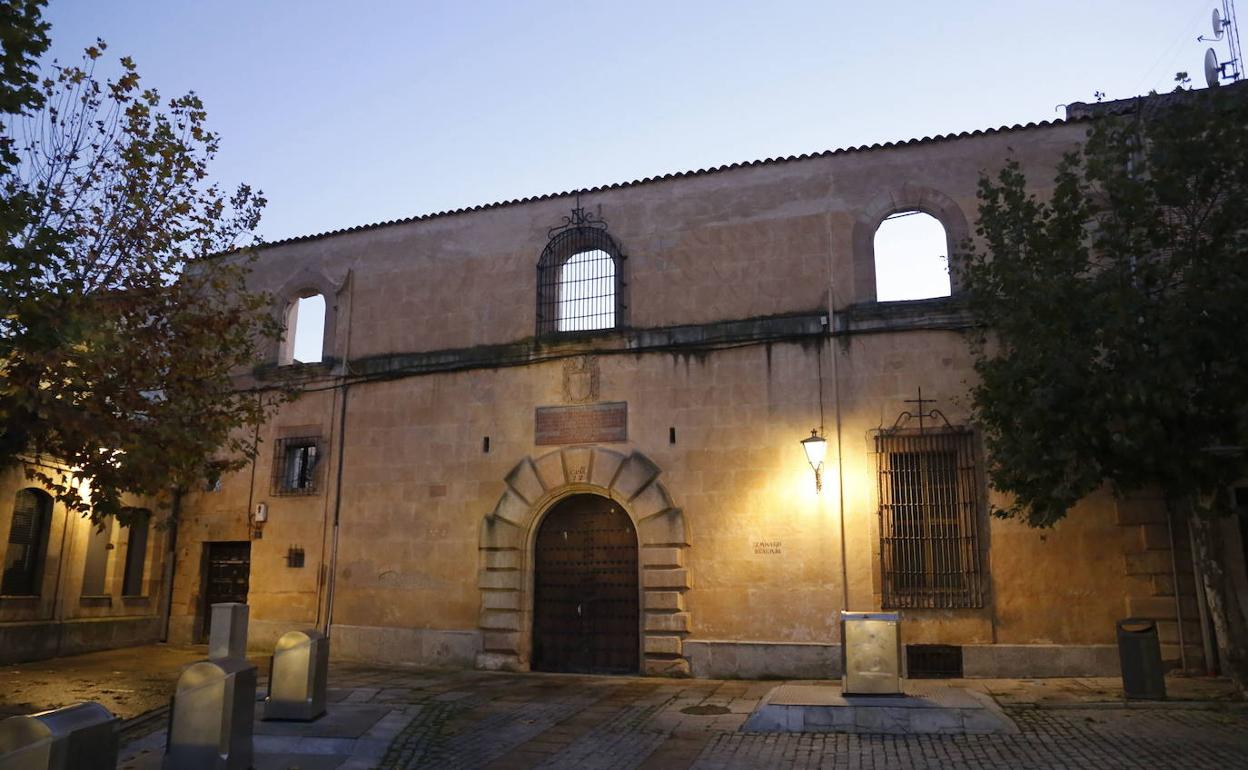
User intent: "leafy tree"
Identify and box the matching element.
[0,23,283,525]
[961,84,1248,690]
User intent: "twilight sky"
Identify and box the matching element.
[44,0,1227,243]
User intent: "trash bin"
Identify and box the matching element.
[841,611,902,695]
[1117,618,1166,700]
[0,702,118,770]
[264,629,329,721]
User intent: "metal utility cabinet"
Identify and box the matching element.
[841,611,903,695]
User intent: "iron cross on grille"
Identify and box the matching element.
[904,387,938,434]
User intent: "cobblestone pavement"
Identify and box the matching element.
[5,646,1248,769]
[0,644,266,720]
[328,664,1248,770]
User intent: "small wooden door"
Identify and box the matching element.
[532,495,639,674]
[201,541,251,641]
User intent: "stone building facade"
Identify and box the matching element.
[152,109,1246,679]
[0,460,171,663]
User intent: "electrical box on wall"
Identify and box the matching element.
[254,502,268,522]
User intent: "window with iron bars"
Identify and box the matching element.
[537,225,624,335]
[876,429,984,609]
[272,436,321,496]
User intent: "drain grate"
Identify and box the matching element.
[906,644,963,678]
[681,704,731,715]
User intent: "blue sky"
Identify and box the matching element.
[44,1,1227,243]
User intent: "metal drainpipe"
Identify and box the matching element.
[323,382,349,638]
[1165,502,1188,671]
[1188,518,1217,674]
[823,216,850,618]
[159,489,182,642]
[51,498,74,657]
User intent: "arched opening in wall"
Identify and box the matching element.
[532,494,638,674]
[873,211,951,301]
[1,488,52,596]
[557,249,616,332]
[537,221,623,335]
[281,293,326,365]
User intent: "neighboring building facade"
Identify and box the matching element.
[0,460,171,663]
[154,107,1246,679]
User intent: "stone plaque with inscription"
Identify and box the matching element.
[535,402,627,445]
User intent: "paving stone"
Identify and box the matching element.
[4,645,1244,770]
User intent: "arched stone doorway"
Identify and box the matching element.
[476,447,690,676]
[532,494,639,674]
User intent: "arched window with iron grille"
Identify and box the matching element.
[537,204,625,335]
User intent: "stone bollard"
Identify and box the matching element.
[163,602,256,770]
[0,702,118,770]
[263,629,330,721]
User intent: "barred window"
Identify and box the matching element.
[273,436,321,496]
[876,429,984,608]
[2,489,52,596]
[537,210,624,335]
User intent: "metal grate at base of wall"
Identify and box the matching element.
[906,644,963,678]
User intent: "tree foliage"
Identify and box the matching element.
[0,20,283,524]
[961,84,1248,689]
[961,86,1248,527]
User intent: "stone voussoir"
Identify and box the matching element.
[645,611,692,633]
[643,568,691,590]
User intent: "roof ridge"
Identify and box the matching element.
[243,116,1082,252]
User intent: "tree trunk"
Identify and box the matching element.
[1186,498,1248,693]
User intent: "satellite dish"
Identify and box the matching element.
[1212,8,1225,40]
[1206,47,1223,87]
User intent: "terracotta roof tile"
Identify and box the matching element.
[246,116,1086,252]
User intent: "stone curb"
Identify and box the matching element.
[118,704,170,744]
[1007,700,1248,711]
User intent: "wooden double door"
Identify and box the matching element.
[532,495,639,674]
[200,541,250,642]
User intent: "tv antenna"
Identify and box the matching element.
[1200,1,1243,87]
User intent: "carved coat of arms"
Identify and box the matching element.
[562,356,600,404]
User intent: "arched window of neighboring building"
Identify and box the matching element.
[279,293,326,365]
[1,489,52,596]
[873,211,952,301]
[537,205,624,334]
[122,509,151,597]
[81,516,115,596]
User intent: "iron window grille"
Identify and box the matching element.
[537,202,625,335]
[272,436,321,496]
[876,391,984,609]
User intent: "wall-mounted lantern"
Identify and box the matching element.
[801,429,828,492]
